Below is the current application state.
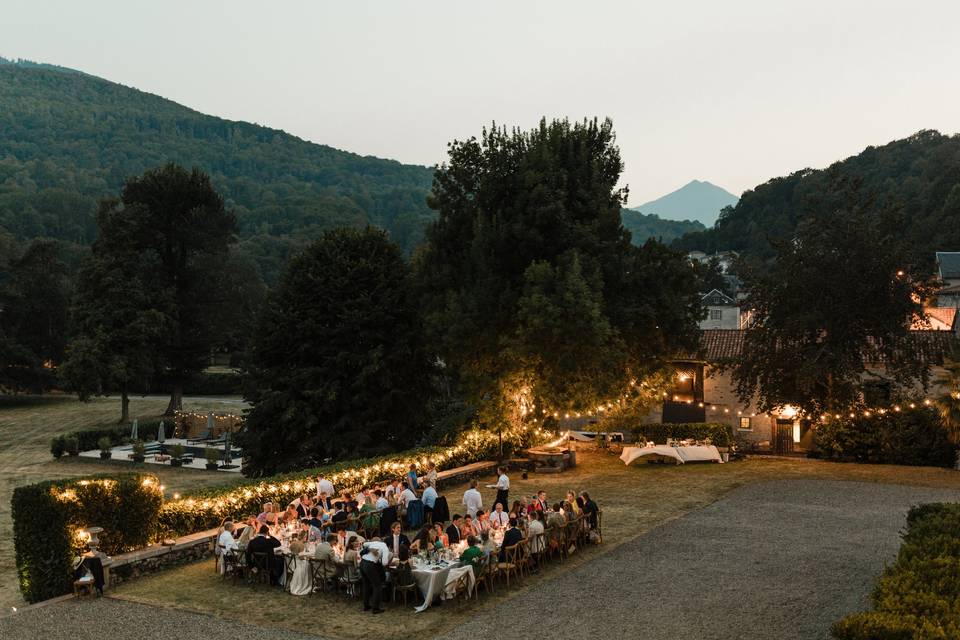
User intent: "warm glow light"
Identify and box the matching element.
[780,405,798,419]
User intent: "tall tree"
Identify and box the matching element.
[238,227,435,476]
[732,198,939,416]
[415,118,702,427]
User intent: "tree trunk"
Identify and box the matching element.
[120,386,130,424]
[165,381,183,416]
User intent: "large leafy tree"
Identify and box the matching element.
[62,164,237,415]
[239,227,435,476]
[415,117,702,426]
[732,195,939,416]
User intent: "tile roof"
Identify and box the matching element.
[925,307,957,330]
[686,329,957,364]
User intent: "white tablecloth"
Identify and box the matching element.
[440,564,475,601]
[412,562,461,612]
[620,444,723,465]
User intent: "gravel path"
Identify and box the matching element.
[437,478,960,640]
[0,597,328,640]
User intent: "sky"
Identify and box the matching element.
[3,0,960,204]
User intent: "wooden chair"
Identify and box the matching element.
[391,560,418,606]
[339,561,361,598]
[248,552,272,588]
[309,558,337,594]
[283,554,297,591]
[529,531,546,569]
[595,509,604,544]
[452,571,471,605]
[498,543,523,589]
[473,553,494,596]
[220,548,241,582]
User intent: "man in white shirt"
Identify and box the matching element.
[384,479,401,501]
[489,502,509,528]
[316,475,335,501]
[462,478,483,518]
[217,521,237,574]
[486,466,510,510]
[374,489,389,510]
[359,539,390,613]
[399,483,417,507]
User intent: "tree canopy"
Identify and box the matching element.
[416,117,702,426]
[239,227,435,475]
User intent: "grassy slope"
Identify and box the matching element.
[113,451,960,640]
[0,394,249,611]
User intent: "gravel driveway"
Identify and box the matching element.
[439,478,960,640]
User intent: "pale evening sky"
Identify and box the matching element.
[2,0,959,204]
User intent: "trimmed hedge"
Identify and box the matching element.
[50,420,167,458]
[12,473,162,603]
[630,422,734,448]
[832,503,960,639]
[813,408,956,468]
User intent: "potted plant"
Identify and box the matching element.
[131,439,146,463]
[204,447,221,471]
[65,436,80,457]
[98,436,113,460]
[170,443,185,467]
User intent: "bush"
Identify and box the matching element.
[170,443,185,460]
[204,447,221,464]
[814,408,956,467]
[832,500,960,638]
[97,436,112,452]
[12,473,162,603]
[131,440,146,458]
[630,422,734,448]
[50,437,65,459]
[64,436,79,456]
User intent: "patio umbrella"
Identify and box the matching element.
[223,432,232,464]
[206,412,215,439]
[130,419,138,441]
[157,421,166,444]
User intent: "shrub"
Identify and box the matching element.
[97,436,112,452]
[131,440,146,457]
[170,443,185,460]
[12,473,162,603]
[49,420,168,458]
[64,436,79,456]
[814,408,956,467]
[832,500,960,638]
[50,437,65,459]
[630,422,734,448]
[204,447,221,464]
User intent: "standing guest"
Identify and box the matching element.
[489,502,509,529]
[359,538,390,614]
[406,464,420,491]
[462,479,483,519]
[387,520,410,557]
[316,474,335,500]
[487,466,510,510]
[580,491,599,529]
[459,535,484,572]
[498,518,523,562]
[446,515,463,545]
[245,525,282,585]
[425,461,438,488]
[421,480,438,522]
[374,489,389,510]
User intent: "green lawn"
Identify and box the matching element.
[112,451,960,640]
[0,394,248,612]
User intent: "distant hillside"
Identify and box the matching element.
[621,210,704,245]
[672,131,960,264]
[0,62,435,282]
[632,180,738,227]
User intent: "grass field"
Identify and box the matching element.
[0,394,248,612]
[112,451,960,640]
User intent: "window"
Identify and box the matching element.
[709,309,722,320]
[738,417,752,430]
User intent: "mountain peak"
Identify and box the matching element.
[632,180,738,227]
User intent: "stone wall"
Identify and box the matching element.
[107,529,217,589]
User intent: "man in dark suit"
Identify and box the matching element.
[245,525,282,584]
[387,520,410,556]
[498,518,523,562]
[446,514,463,545]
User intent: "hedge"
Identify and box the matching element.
[12,473,162,603]
[831,503,960,639]
[813,408,956,468]
[630,422,734,448]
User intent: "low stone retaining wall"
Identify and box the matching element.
[108,528,217,588]
[434,460,497,489]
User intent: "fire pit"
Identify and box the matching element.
[523,446,576,473]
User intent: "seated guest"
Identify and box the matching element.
[547,503,566,530]
[385,479,401,502]
[331,503,348,527]
[387,521,410,557]
[431,523,447,549]
[425,461,438,488]
[498,518,523,562]
[459,535,484,572]
[295,495,313,519]
[527,510,545,555]
[406,463,419,491]
[399,482,417,508]
[257,502,275,523]
[566,491,582,516]
[509,500,524,521]
[344,537,361,565]
[307,507,324,531]
[282,504,299,525]
[289,539,305,555]
[421,480,438,520]
[562,501,576,522]
[580,491,599,529]
[533,490,548,513]
[481,531,497,556]
[395,545,413,585]
[462,514,477,537]
[313,532,334,561]
[245,525,282,584]
[410,524,432,552]
[374,489,389,510]
[475,510,490,533]
[217,520,237,555]
[446,515,463,545]
[360,495,378,531]
[236,517,256,548]
[489,502,509,529]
